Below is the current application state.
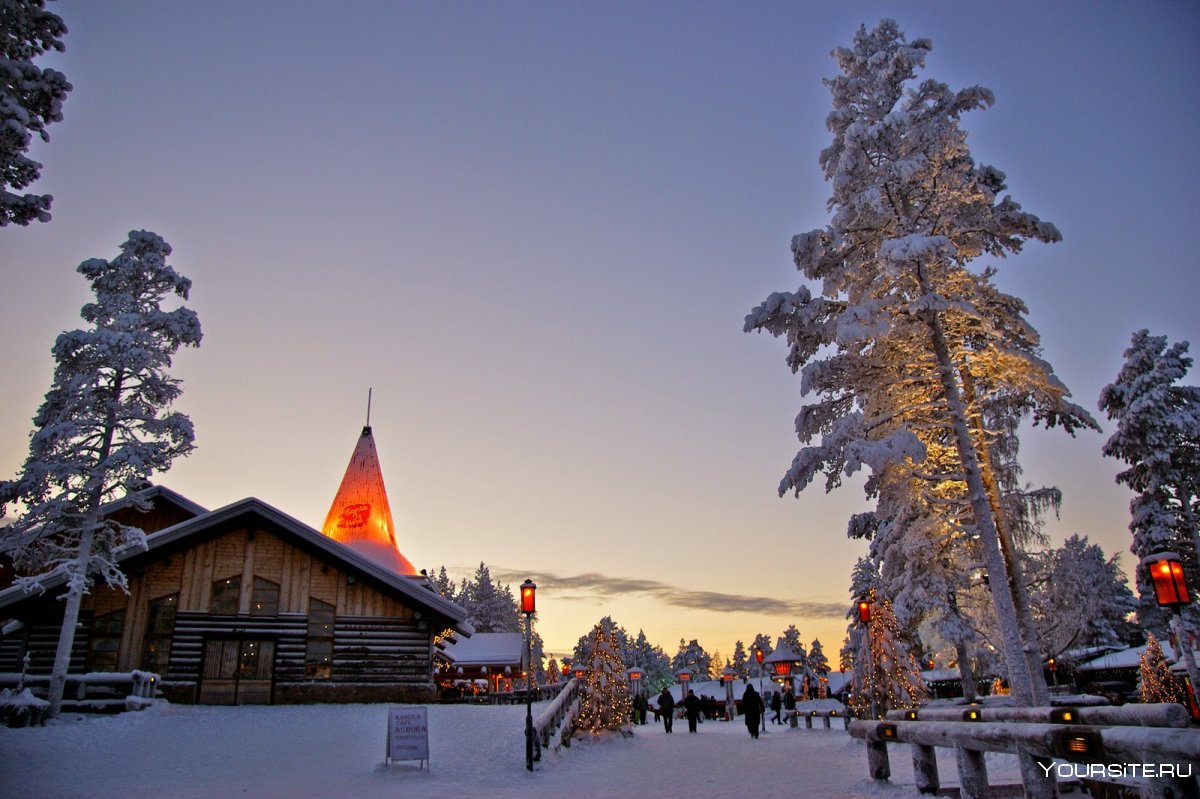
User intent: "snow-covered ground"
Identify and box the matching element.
[0,700,1024,798]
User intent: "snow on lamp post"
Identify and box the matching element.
[573,664,587,680]
[1142,552,1200,711]
[520,579,536,772]
[627,666,644,698]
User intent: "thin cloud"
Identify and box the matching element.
[489,567,848,618]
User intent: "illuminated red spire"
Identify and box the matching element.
[321,425,416,575]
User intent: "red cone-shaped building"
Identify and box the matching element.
[321,426,417,575]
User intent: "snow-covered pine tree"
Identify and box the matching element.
[546,657,560,684]
[746,20,1097,712]
[809,639,831,698]
[669,638,713,679]
[852,589,928,719]
[460,562,519,633]
[1099,330,1200,629]
[1139,631,1186,705]
[428,565,458,603]
[0,231,201,716]
[575,621,632,734]
[1025,535,1137,658]
[749,633,773,678]
[0,0,72,225]
[731,640,748,679]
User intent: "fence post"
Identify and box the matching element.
[955,746,989,799]
[867,739,891,781]
[912,743,939,795]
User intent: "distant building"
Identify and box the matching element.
[0,425,470,706]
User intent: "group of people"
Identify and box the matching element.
[652,684,797,739]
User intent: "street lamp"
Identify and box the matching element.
[1142,552,1200,714]
[721,666,735,721]
[753,648,766,733]
[520,579,536,772]
[858,594,877,719]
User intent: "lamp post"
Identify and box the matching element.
[520,579,536,772]
[858,595,878,720]
[1142,552,1200,711]
[721,665,735,721]
[754,648,766,733]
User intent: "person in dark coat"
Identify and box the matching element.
[771,689,783,724]
[742,684,763,739]
[682,689,702,733]
[658,688,675,733]
[783,687,796,726]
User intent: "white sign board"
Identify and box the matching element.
[386,706,429,768]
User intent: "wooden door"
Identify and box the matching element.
[199,639,275,705]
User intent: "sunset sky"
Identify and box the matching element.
[2,1,1197,661]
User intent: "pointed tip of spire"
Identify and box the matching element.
[321,422,416,576]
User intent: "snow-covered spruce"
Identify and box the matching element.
[0,231,202,717]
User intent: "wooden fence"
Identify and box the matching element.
[531,677,583,760]
[849,703,1198,799]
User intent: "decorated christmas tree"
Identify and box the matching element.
[1139,631,1186,705]
[851,589,928,719]
[576,621,632,733]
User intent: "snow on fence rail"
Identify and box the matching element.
[849,703,1199,799]
[531,677,582,760]
[0,670,160,713]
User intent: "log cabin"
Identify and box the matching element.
[0,484,470,705]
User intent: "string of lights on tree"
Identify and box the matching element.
[851,589,929,719]
[575,622,632,733]
[1139,631,1186,705]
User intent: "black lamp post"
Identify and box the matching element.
[754,647,766,733]
[1142,552,1200,710]
[520,579,536,772]
[857,594,877,719]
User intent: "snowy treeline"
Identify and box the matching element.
[428,562,548,685]
[570,616,672,691]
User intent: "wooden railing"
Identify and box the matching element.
[849,703,1198,799]
[531,677,582,760]
[0,670,160,710]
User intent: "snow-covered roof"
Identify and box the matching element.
[1076,642,1197,671]
[442,632,523,666]
[98,483,209,519]
[0,496,470,634]
[763,638,804,664]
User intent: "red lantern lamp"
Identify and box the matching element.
[754,648,764,665]
[519,579,537,614]
[857,598,871,624]
[1143,552,1191,608]
[573,665,586,679]
[773,662,791,677]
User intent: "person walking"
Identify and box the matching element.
[658,688,675,733]
[771,689,783,724]
[742,684,763,739]
[683,689,702,733]
[783,687,796,727]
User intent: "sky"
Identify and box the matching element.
[2,1,1198,662]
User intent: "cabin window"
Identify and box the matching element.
[140,594,178,675]
[88,609,125,672]
[211,576,240,615]
[305,598,335,680]
[250,577,280,617]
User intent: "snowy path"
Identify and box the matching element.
[0,702,1022,798]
